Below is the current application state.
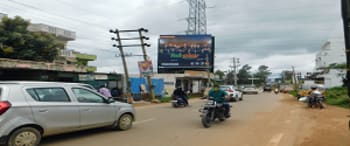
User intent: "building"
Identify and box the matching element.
[315,38,346,88]
[0,13,104,82]
[28,23,76,45]
[131,70,214,98]
[0,13,7,19]
[315,38,346,69]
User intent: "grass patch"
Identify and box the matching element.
[159,96,172,103]
[288,90,298,97]
[324,87,350,108]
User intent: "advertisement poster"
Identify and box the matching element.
[138,60,154,77]
[158,35,214,72]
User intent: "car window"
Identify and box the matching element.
[26,88,70,102]
[72,88,105,103]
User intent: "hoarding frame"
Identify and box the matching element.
[157,35,215,73]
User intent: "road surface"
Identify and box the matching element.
[40,92,350,146]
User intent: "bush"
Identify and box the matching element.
[160,96,172,103]
[288,90,298,97]
[325,87,349,108]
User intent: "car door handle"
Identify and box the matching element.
[38,109,48,112]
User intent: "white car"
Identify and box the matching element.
[242,85,259,94]
[219,85,243,102]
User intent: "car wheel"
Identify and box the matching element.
[117,114,133,131]
[7,127,41,146]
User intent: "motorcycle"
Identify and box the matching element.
[171,96,188,108]
[199,97,229,128]
[307,96,325,109]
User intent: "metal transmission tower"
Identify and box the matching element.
[186,0,207,34]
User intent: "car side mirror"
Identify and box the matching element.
[105,97,115,104]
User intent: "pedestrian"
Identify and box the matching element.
[99,85,112,98]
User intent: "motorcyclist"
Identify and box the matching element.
[172,86,189,106]
[208,84,231,118]
[308,85,323,107]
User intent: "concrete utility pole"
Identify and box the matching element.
[291,66,298,90]
[138,29,156,101]
[110,30,131,99]
[110,28,155,102]
[232,57,240,86]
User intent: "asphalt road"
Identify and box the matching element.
[41,93,288,146]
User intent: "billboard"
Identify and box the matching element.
[158,35,214,73]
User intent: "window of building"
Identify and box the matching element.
[27,88,70,102]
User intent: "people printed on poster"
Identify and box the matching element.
[158,35,213,68]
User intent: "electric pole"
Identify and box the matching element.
[138,29,156,101]
[232,57,240,86]
[110,28,155,102]
[291,66,298,90]
[186,0,207,34]
[110,29,131,102]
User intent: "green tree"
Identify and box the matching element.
[237,64,252,84]
[215,70,225,80]
[0,16,64,62]
[281,70,293,83]
[254,65,272,85]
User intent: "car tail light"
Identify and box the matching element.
[0,101,11,115]
[227,89,234,92]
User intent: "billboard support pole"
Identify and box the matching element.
[138,29,156,102]
[206,54,211,87]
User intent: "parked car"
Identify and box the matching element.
[219,85,243,101]
[0,81,135,146]
[263,84,272,91]
[242,85,259,94]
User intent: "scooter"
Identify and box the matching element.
[171,96,188,108]
[274,88,279,94]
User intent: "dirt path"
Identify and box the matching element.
[206,93,350,146]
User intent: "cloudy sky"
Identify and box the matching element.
[0,0,344,74]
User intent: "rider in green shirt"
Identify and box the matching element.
[208,84,231,117]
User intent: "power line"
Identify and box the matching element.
[5,0,109,31]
